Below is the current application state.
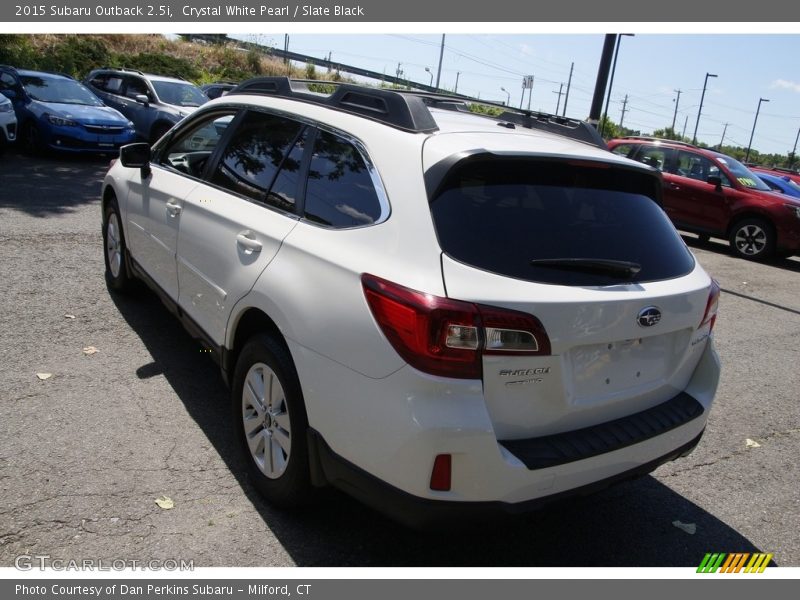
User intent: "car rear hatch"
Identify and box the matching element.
[424,144,716,442]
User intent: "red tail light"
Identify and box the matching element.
[699,279,720,332]
[362,274,551,379]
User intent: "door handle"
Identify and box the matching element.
[669,183,681,190]
[166,200,182,217]
[236,231,262,253]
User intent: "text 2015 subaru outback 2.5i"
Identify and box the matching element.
[102,78,721,527]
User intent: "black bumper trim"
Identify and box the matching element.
[499,392,704,470]
[307,427,705,529]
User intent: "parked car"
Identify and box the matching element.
[201,82,237,100]
[0,66,135,155]
[749,164,800,186]
[0,92,16,155]
[84,67,207,144]
[754,171,800,199]
[102,79,721,527]
[609,137,800,260]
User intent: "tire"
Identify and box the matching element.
[232,334,313,508]
[102,195,135,292]
[22,121,43,156]
[728,218,776,260]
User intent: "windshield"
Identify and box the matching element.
[21,75,103,106]
[151,81,208,107]
[714,154,772,191]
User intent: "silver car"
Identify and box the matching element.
[84,68,207,143]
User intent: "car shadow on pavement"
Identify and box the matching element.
[0,151,110,217]
[110,285,764,567]
[682,234,800,274]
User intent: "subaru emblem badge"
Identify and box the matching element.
[637,306,661,327]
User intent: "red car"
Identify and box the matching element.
[608,137,800,260]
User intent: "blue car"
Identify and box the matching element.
[756,171,800,199]
[0,66,136,155]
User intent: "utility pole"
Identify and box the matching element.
[693,72,718,145]
[562,62,574,117]
[671,89,682,133]
[745,97,770,163]
[553,83,565,115]
[681,114,689,139]
[619,94,629,128]
[454,71,460,94]
[435,34,445,91]
[718,123,729,150]
[395,62,404,82]
[283,34,289,64]
[789,127,800,169]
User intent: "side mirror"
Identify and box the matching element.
[707,175,722,190]
[120,143,151,178]
[134,94,150,106]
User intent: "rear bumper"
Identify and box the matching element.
[309,427,705,529]
[295,337,720,524]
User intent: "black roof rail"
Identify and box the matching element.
[231,77,439,133]
[403,90,606,148]
[494,110,606,149]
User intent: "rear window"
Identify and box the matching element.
[430,157,695,286]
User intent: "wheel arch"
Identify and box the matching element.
[225,306,290,382]
[726,210,776,238]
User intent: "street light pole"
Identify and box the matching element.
[692,72,717,145]
[500,87,510,106]
[424,67,433,88]
[745,97,770,163]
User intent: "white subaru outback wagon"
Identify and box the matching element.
[102,78,721,527]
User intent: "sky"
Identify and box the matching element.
[233,33,800,157]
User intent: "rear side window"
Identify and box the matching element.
[210,111,304,205]
[430,158,694,286]
[303,130,383,228]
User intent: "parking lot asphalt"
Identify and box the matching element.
[1,150,798,568]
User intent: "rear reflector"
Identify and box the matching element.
[430,454,452,491]
[362,274,551,379]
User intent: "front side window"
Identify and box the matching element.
[303,131,383,228]
[210,111,304,203]
[124,76,151,101]
[674,150,731,187]
[159,112,236,178]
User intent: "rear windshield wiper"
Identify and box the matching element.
[530,258,642,278]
